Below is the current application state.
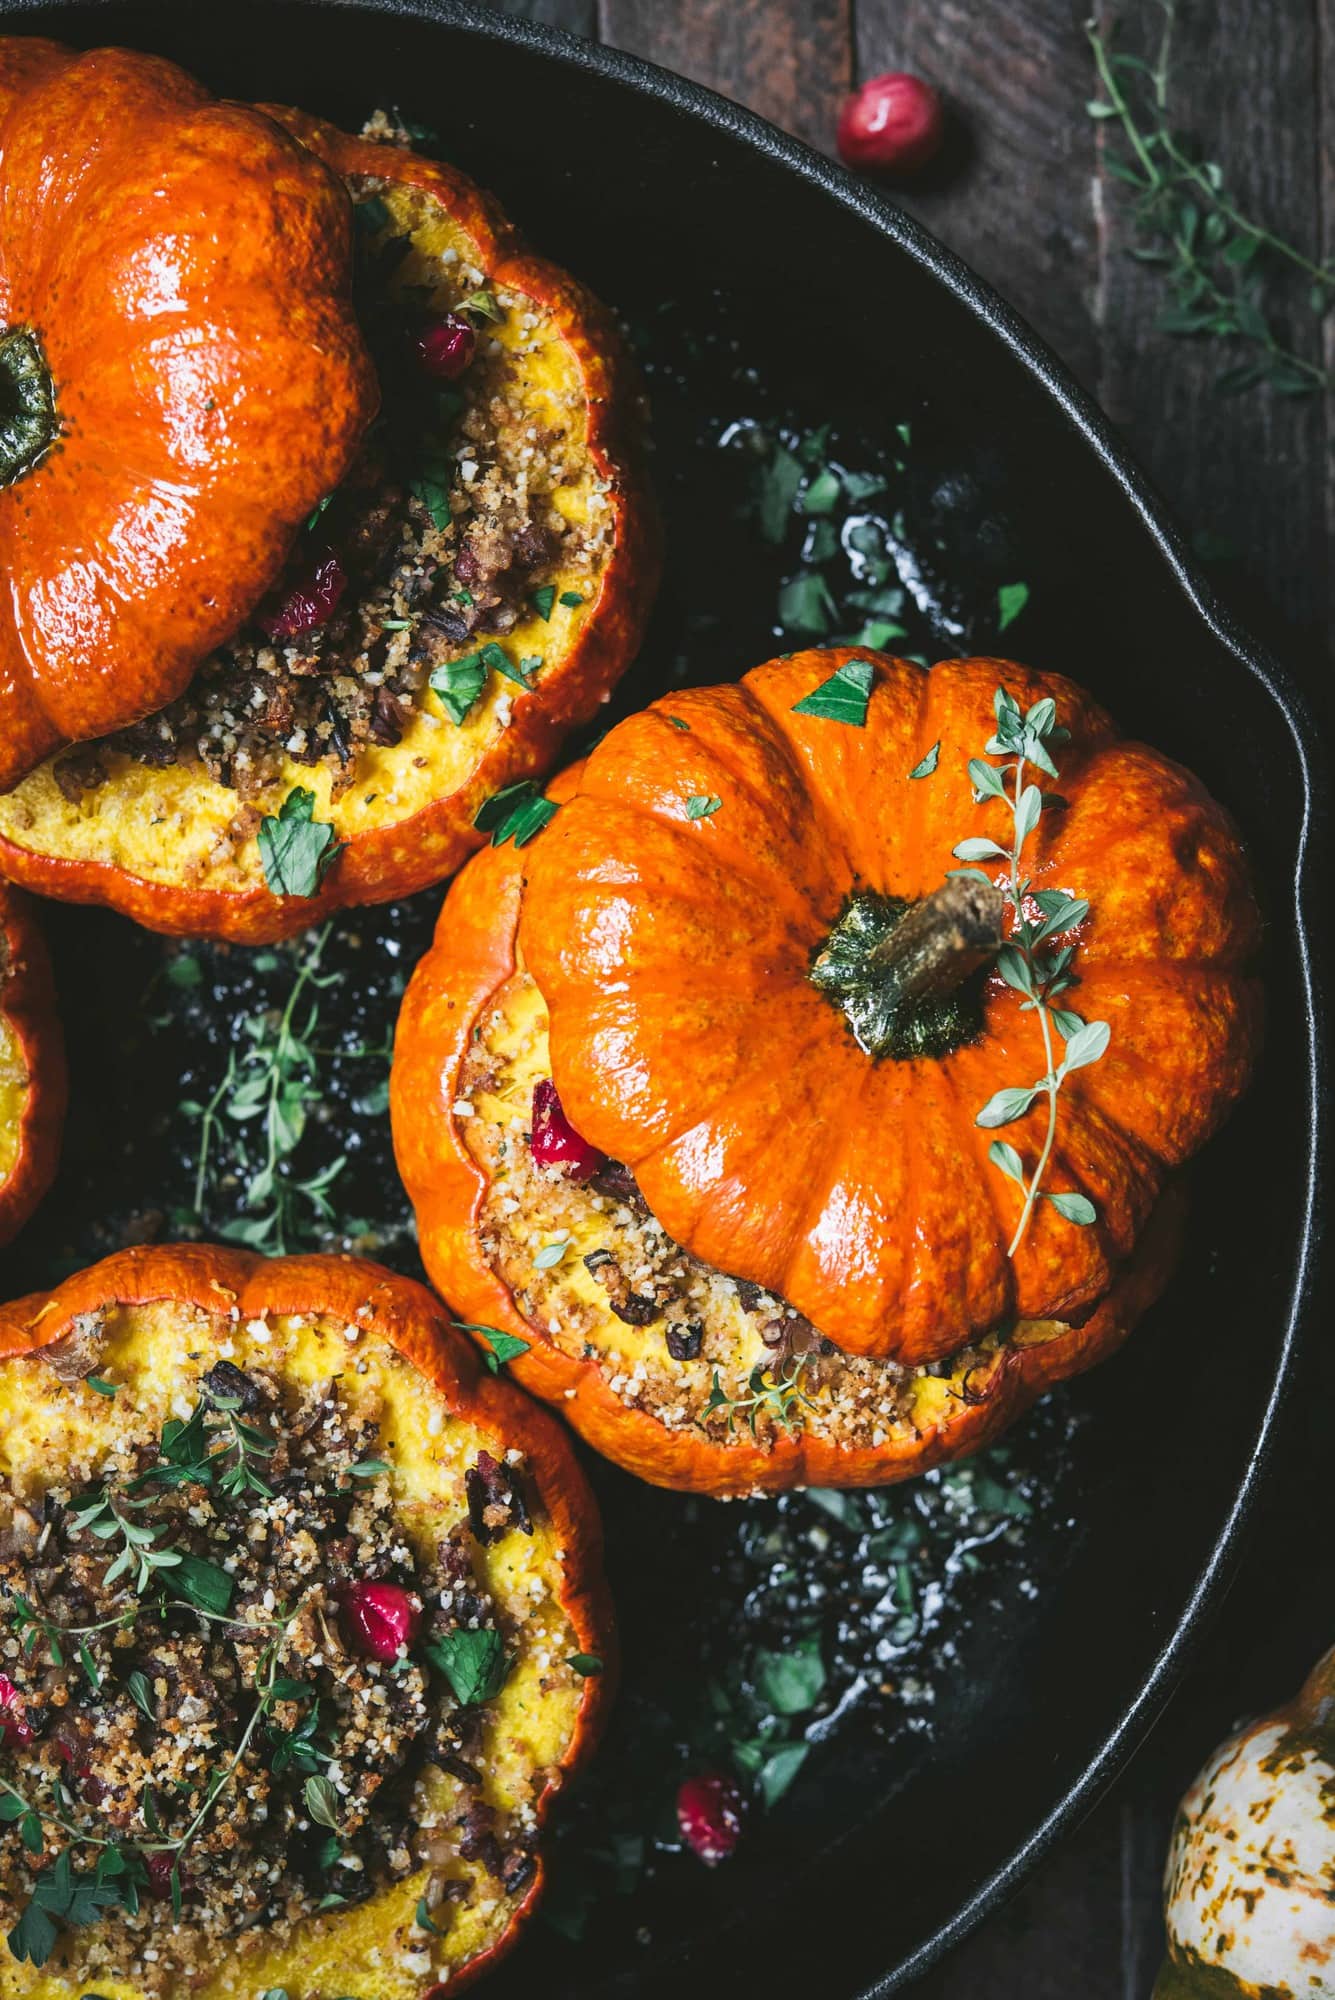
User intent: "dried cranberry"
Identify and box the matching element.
[676,1772,743,1865]
[0,1674,32,1747]
[530,1079,606,1183]
[259,547,347,641]
[145,1852,182,1900]
[341,1580,423,1661]
[836,72,945,178]
[416,312,477,380]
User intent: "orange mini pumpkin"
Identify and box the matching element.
[0,1245,613,1998]
[0,96,656,942]
[0,881,63,1247]
[391,650,1258,1495]
[0,39,377,792]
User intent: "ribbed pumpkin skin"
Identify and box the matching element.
[520,650,1261,1363]
[0,39,378,791]
[0,880,63,1246]
[0,104,658,942]
[390,777,1185,1496]
[0,1244,615,1999]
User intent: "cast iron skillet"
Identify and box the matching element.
[0,2,1328,1994]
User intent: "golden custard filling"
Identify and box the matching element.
[0,1008,27,1186]
[0,167,614,895]
[0,1301,586,2000]
[459,966,1079,1453]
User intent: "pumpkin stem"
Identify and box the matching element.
[810,876,1003,1060]
[863,876,1005,1001]
[0,326,58,488]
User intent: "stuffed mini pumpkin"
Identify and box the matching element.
[0,80,656,942]
[0,39,378,793]
[391,649,1258,1494]
[0,1246,613,1998]
[0,882,63,1247]
[1156,1646,1335,1999]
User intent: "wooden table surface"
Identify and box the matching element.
[477,4,1332,1994]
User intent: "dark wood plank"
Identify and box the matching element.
[1092,0,1328,653]
[598,0,852,156]
[478,0,598,39]
[853,0,1104,390]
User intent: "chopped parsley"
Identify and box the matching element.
[473,781,559,849]
[790,656,875,727]
[425,1627,509,1707]
[257,789,343,899]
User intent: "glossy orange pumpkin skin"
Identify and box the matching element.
[0,1243,615,1996]
[391,773,1184,1495]
[0,109,658,943]
[0,880,63,1246]
[520,650,1260,1363]
[0,39,377,792]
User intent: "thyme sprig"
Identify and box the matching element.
[702,1356,814,1436]
[952,688,1109,1252]
[1088,2,1330,396]
[184,924,369,1254]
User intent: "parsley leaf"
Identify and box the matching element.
[685,794,722,821]
[169,1553,235,1618]
[997,581,1030,632]
[559,589,585,608]
[425,1627,509,1706]
[790,657,875,727]
[566,1653,603,1677]
[473,782,559,849]
[907,741,941,779]
[430,654,488,725]
[460,1325,530,1372]
[257,789,343,899]
[529,584,556,621]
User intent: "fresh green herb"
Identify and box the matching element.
[566,1654,603,1677]
[559,589,585,608]
[347,1458,391,1479]
[425,1627,509,1706]
[303,1774,340,1831]
[908,740,941,779]
[684,794,722,821]
[409,466,452,531]
[952,687,1108,1249]
[530,584,556,621]
[754,1634,826,1716]
[996,582,1029,633]
[257,789,343,899]
[431,653,488,725]
[473,781,559,849]
[532,1235,571,1270]
[756,442,804,542]
[462,1325,531,1372]
[800,467,842,516]
[84,1376,117,1398]
[1087,2,1329,396]
[702,1357,813,1437]
[458,288,502,322]
[166,954,202,991]
[790,656,875,727]
[755,1741,809,1807]
[666,715,691,731]
[777,570,836,637]
[379,617,412,632]
[127,1671,156,1723]
[415,1896,445,1935]
[169,1554,236,1618]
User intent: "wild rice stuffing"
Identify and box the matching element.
[0,1339,534,1988]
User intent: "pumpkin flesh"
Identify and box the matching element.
[0,883,62,1246]
[0,120,655,942]
[0,1248,612,1998]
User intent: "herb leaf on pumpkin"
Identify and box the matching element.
[258,789,343,899]
[790,657,876,727]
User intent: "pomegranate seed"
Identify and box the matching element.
[837,72,945,178]
[676,1773,744,1865]
[259,547,347,641]
[416,313,477,380]
[530,1080,607,1184]
[341,1580,422,1662]
[0,1674,32,1747]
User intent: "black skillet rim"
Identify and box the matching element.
[1,0,1329,1989]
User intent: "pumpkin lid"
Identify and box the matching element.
[0,39,379,791]
[517,648,1261,1362]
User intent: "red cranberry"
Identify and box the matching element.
[530,1079,607,1184]
[145,1852,183,1900]
[676,1773,744,1865]
[259,547,347,641]
[0,1674,32,1748]
[341,1580,422,1662]
[837,72,945,178]
[416,312,477,380]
